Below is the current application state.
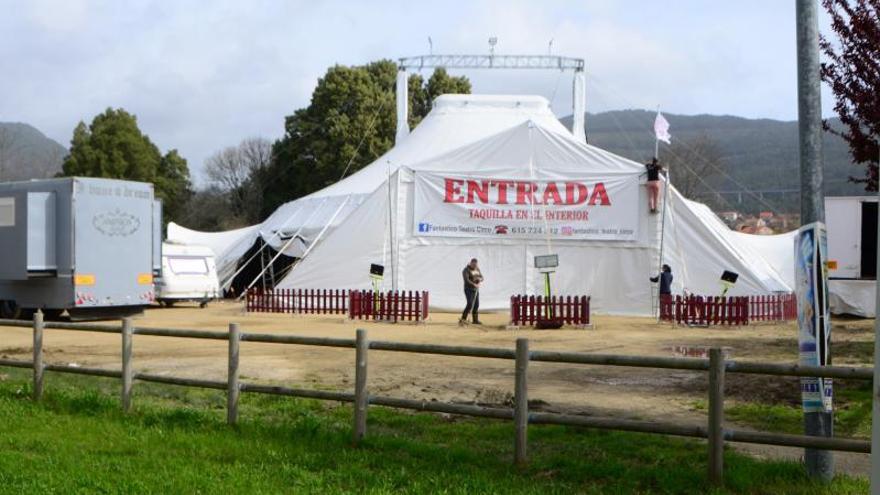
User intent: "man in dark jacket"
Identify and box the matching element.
[650,264,673,295]
[460,258,484,325]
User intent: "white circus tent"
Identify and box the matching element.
[170,94,793,315]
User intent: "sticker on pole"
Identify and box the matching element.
[794,222,832,413]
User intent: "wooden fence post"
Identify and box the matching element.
[708,347,726,486]
[32,311,44,401]
[227,323,240,426]
[514,338,530,465]
[122,318,134,413]
[353,328,369,444]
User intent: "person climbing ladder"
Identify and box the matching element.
[645,157,664,213]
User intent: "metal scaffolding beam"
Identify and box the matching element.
[398,54,584,71]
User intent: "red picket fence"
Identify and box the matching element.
[749,293,798,322]
[246,288,350,314]
[659,293,797,326]
[348,290,430,323]
[509,295,591,327]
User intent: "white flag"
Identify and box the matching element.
[654,111,671,144]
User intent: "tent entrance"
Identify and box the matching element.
[225,238,296,297]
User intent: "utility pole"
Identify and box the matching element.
[873,145,880,494]
[796,0,833,481]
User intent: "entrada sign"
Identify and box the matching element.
[414,172,639,241]
[443,178,611,206]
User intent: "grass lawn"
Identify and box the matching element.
[723,382,873,439]
[0,368,869,494]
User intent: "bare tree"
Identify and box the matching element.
[664,134,724,199]
[204,137,272,224]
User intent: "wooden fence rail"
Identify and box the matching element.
[0,315,872,488]
[509,295,590,327]
[659,293,797,326]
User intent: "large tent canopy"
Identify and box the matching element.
[170,94,794,315]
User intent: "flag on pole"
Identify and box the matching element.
[654,111,672,144]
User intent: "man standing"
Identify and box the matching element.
[650,264,673,296]
[461,258,483,325]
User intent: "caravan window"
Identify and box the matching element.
[167,256,209,275]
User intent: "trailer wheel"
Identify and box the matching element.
[42,309,64,321]
[0,300,33,320]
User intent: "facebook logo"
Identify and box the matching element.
[418,222,431,233]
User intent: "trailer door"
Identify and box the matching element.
[860,201,877,279]
[826,198,861,279]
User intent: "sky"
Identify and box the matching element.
[0,0,839,184]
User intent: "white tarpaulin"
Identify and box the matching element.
[166,222,259,285]
[413,172,639,241]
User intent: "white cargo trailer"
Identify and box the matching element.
[826,196,877,280]
[825,196,877,317]
[0,177,162,319]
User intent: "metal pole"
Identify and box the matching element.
[514,338,530,465]
[387,161,396,292]
[656,142,671,320]
[32,311,43,401]
[796,0,833,480]
[353,329,369,444]
[872,147,880,495]
[227,323,240,425]
[121,318,133,413]
[708,348,726,485]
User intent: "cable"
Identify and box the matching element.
[338,98,388,181]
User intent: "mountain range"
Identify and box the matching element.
[0,122,67,182]
[1,113,866,214]
[561,110,864,213]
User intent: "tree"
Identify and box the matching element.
[177,186,239,231]
[820,0,880,190]
[62,108,193,222]
[408,68,472,128]
[261,60,470,216]
[664,134,724,199]
[205,137,272,225]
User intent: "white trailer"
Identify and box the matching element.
[826,196,877,279]
[155,242,220,307]
[825,196,877,317]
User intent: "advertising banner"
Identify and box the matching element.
[794,222,833,413]
[413,172,640,241]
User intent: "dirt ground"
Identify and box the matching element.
[0,301,874,475]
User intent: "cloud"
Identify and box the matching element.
[0,0,838,185]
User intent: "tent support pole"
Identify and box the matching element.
[655,139,671,321]
[239,198,335,298]
[220,204,309,292]
[259,195,353,293]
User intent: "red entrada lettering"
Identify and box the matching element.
[443,178,611,206]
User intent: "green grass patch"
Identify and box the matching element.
[726,382,873,439]
[0,369,868,494]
